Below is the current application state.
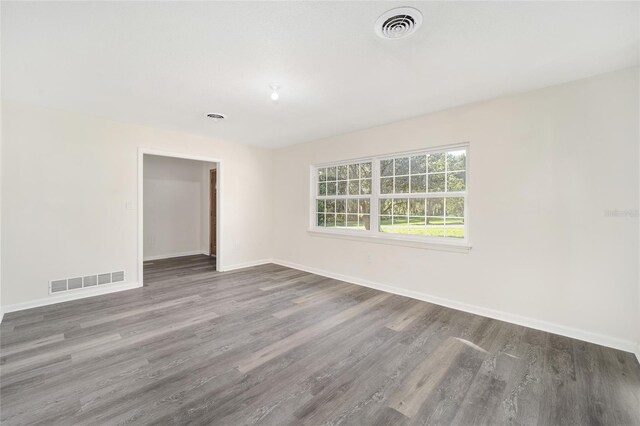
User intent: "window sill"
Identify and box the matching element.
[307,229,472,253]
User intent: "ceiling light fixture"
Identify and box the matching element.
[270,84,280,101]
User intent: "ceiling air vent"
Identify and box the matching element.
[206,113,225,121]
[375,7,423,40]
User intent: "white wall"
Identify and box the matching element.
[1,102,273,309]
[0,3,4,320]
[272,67,640,352]
[143,155,215,261]
[1,68,638,355]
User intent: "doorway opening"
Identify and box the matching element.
[137,149,222,286]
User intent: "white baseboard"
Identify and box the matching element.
[0,310,4,324]
[143,251,208,261]
[636,344,640,366]
[220,258,273,272]
[1,281,142,315]
[271,259,637,354]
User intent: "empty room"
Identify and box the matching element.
[1,1,639,425]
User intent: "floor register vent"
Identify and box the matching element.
[49,271,125,294]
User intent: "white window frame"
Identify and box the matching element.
[309,143,470,252]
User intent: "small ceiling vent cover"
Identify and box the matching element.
[206,113,225,121]
[375,7,423,39]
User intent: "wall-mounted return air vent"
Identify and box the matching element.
[49,271,125,294]
[375,7,423,40]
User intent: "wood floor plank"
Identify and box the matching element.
[389,337,477,418]
[236,293,391,373]
[385,300,430,331]
[79,294,202,328]
[0,254,638,425]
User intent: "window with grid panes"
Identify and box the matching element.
[378,149,466,239]
[312,145,467,244]
[315,161,372,230]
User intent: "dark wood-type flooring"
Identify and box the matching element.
[1,255,639,425]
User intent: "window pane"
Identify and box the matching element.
[409,216,426,226]
[359,199,370,214]
[347,214,358,228]
[381,216,425,236]
[326,214,336,227]
[445,219,464,239]
[360,178,371,195]
[317,213,325,227]
[395,157,410,175]
[347,199,358,214]
[410,175,426,193]
[359,214,370,230]
[317,199,325,213]
[326,199,336,213]
[381,218,402,234]
[427,216,445,237]
[348,180,359,195]
[326,167,336,181]
[360,162,372,178]
[380,177,393,194]
[427,198,444,216]
[380,215,434,236]
[318,182,326,196]
[428,173,445,192]
[328,182,338,195]
[411,155,427,174]
[446,197,464,217]
[445,217,464,225]
[447,150,466,171]
[446,172,466,192]
[380,159,394,177]
[379,215,392,230]
[395,176,409,193]
[337,165,348,180]
[409,198,425,216]
[426,225,444,237]
[349,164,359,179]
[393,198,408,215]
[336,214,346,227]
[427,153,445,173]
[336,199,345,213]
[337,181,347,195]
[380,198,393,215]
[393,216,408,225]
[318,168,326,182]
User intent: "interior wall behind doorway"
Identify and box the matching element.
[144,155,216,261]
